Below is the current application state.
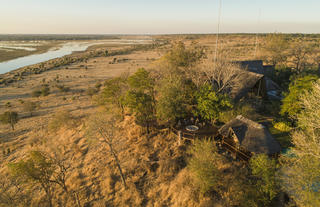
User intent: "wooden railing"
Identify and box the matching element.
[171,127,196,142]
[221,139,251,161]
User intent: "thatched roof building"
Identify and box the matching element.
[234,60,265,74]
[219,115,281,155]
[231,71,267,101]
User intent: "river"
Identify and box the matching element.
[0,39,151,74]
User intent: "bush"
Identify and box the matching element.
[249,154,279,206]
[219,102,256,123]
[187,139,223,194]
[23,101,39,116]
[5,102,11,108]
[41,85,50,96]
[56,85,70,93]
[95,82,102,90]
[48,110,75,132]
[86,87,98,97]
[31,89,41,97]
[0,111,19,130]
[272,121,292,132]
[31,85,50,97]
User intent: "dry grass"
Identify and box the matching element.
[1,34,314,206]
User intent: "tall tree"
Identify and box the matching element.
[289,41,315,73]
[281,80,320,206]
[249,154,279,206]
[125,68,155,133]
[193,83,233,124]
[163,41,204,69]
[200,51,247,94]
[99,76,128,115]
[86,113,127,188]
[156,74,196,126]
[280,75,318,118]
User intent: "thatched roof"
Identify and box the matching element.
[231,71,264,101]
[234,60,265,74]
[219,115,281,155]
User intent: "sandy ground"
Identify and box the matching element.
[0,44,162,158]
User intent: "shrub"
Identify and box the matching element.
[272,121,292,132]
[31,89,41,97]
[86,87,98,97]
[187,139,223,194]
[31,85,50,97]
[219,102,256,123]
[41,85,50,96]
[5,102,11,108]
[48,110,75,132]
[0,111,19,130]
[249,154,279,206]
[56,85,70,93]
[23,101,39,116]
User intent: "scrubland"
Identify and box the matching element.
[0,34,320,206]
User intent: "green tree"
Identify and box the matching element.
[98,76,128,114]
[128,68,154,92]
[125,68,155,133]
[249,154,279,206]
[280,75,318,118]
[194,83,233,124]
[0,111,19,130]
[163,41,204,69]
[8,151,55,207]
[187,139,223,194]
[8,151,77,207]
[281,80,320,206]
[156,74,196,125]
[125,91,154,134]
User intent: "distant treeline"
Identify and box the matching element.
[160,33,320,40]
[0,34,121,41]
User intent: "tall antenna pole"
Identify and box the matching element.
[254,9,261,58]
[214,0,222,65]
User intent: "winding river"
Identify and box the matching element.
[0,39,151,74]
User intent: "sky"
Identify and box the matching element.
[1,0,320,34]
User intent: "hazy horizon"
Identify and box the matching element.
[1,0,320,34]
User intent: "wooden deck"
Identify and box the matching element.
[171,126,218,142]
[172,126,251,161]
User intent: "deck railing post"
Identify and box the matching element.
[178,130,182,145]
